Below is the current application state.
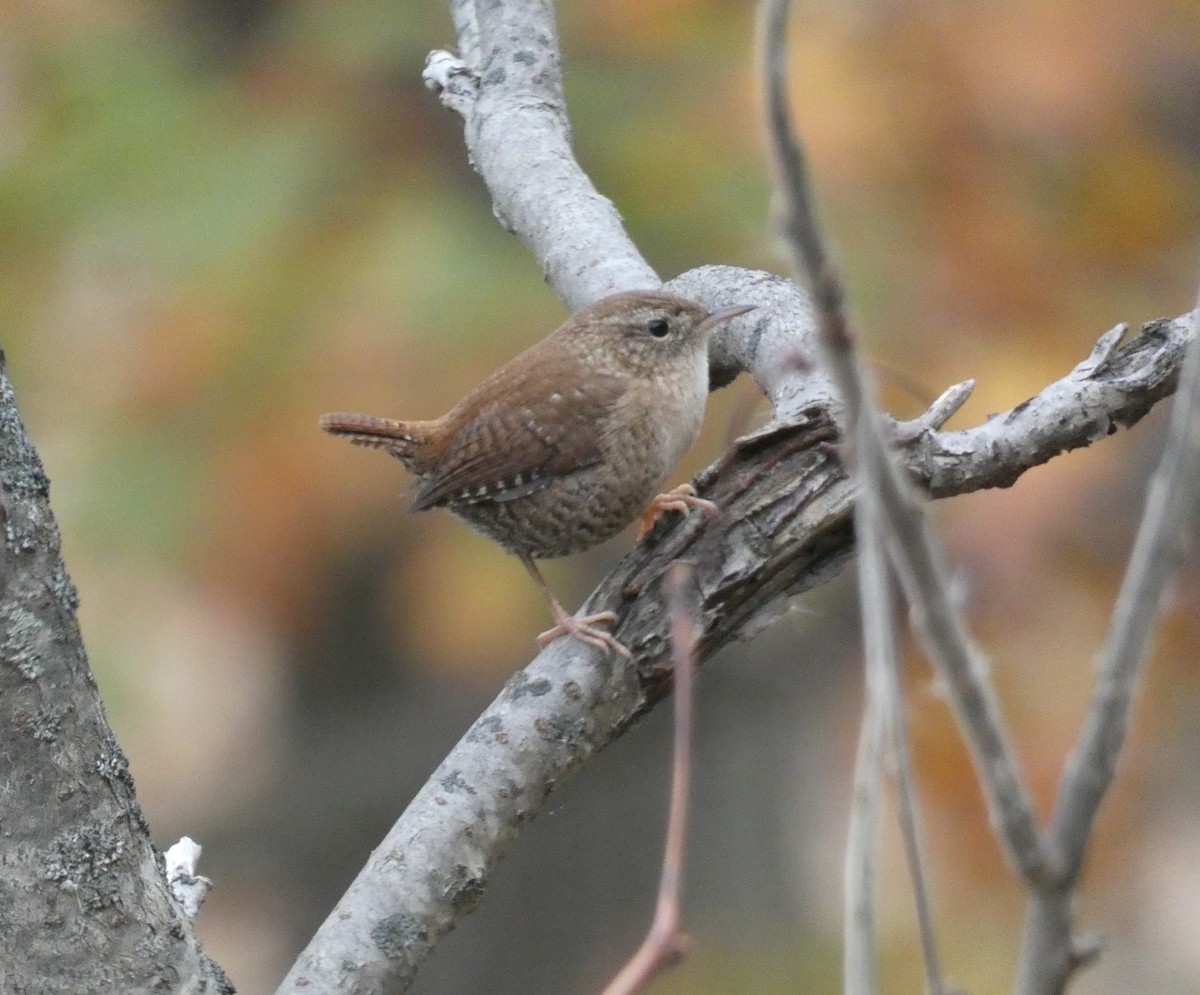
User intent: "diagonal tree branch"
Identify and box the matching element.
[760,3,947,987]
[277,305,1194,993]
[273,2,1199,992]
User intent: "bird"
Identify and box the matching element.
[320,288,754,658]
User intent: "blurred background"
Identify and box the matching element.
[4,0,1200,992]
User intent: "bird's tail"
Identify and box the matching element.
[318,411,434,468]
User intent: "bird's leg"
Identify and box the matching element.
[520,554,631,660]
[638,483,719,537]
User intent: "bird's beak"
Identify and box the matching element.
[700,303,756,331]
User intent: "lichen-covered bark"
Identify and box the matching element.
[0,353,233,995]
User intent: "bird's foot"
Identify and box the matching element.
[536,610,631,660]
[638,483,719,537]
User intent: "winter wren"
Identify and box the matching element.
[319,289,754,658]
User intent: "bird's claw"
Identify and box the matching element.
[638,484,719,537]
[536,611,631,659]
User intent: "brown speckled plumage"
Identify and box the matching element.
[320,289,753,655]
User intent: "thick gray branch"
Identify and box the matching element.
[0,354,232,995]
[424,0,657,307]
[908,314,1193,498]
[277,308,1194,994]
[272,2,1200,990]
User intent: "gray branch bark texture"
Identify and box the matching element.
[425,0,659,307]
[4,0,1195,987]
[0,353,233,995]
[278,303,1195,994]
[273,2,1200,990]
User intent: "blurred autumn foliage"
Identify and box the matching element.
[3,0,1200,993]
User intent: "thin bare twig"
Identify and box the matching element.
[844,495,889,995]
[876,464,1050,883]
[881,614,946,995]
[762,4,949,989]
[1015,286,1200,995]
[857,410,949,995]
[759,0,1049,888]
[844,690,885,995]
[761,10,890,985]
[760,0,848,348]
[601,562,699,995]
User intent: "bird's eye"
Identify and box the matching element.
[647,317,670,338]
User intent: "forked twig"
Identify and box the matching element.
[1056,289,1200,868]
[1016,290,1200,994]
[600,562,699,995]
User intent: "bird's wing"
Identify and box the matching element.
[410,359,626,512]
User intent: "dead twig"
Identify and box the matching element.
[600,561,700,995]
[761,2,1016,990]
